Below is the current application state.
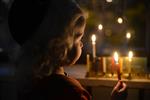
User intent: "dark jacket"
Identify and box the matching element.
[19,74,91,100]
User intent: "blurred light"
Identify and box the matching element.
[128,51,133,62]
[98,24,103,30]
[117,17,123,24]
[106,0,112,3]
[126,32,131,39]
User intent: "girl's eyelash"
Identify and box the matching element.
[75,32,82,37]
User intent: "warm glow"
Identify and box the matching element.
[98,24,103,30]
[91,34,96,44]
[114,51,119,64]
[126,32,131,39]
[106,0,112,3]
[128,51,133,62]
[117,17,123,24]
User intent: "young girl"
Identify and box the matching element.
[8,0,127,100]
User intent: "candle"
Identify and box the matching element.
[102,57,106,73]
[119,58,123,73]
[111,57,115,74]
[91,34,96,59]
[86,54,90,72]
[113,51,121,80]
[128,51,133,73]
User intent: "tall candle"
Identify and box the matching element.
[111,57,115,74]
[91,34,96,59]
[119,58,123,73]
[117,64,121,80]
[102,57,106,73]
[128,51,133,73]
[113,52,121,80]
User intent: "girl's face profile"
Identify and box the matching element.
[69,23,85,65]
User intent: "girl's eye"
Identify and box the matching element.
[75,32,82,38]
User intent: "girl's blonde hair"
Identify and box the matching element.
[9,0,86,78]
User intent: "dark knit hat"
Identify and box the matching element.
[8,0,80,45]
[8,0,49,45]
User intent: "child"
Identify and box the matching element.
[8,0,127,100]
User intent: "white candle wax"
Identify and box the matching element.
[102,57,106,73]
[91,34,96,59]
[86,54,90,72]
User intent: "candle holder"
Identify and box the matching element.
[85,54,98,77]
[86,56,105,77]
[96,57,106,77]
[127,72,132,80]
[90,57,99,76]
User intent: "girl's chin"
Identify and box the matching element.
[69,60,77,65]
[69,56,80,65]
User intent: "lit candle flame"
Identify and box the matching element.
[128,51,133,62]
[91,34,96,44]
[114,51,119,64]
